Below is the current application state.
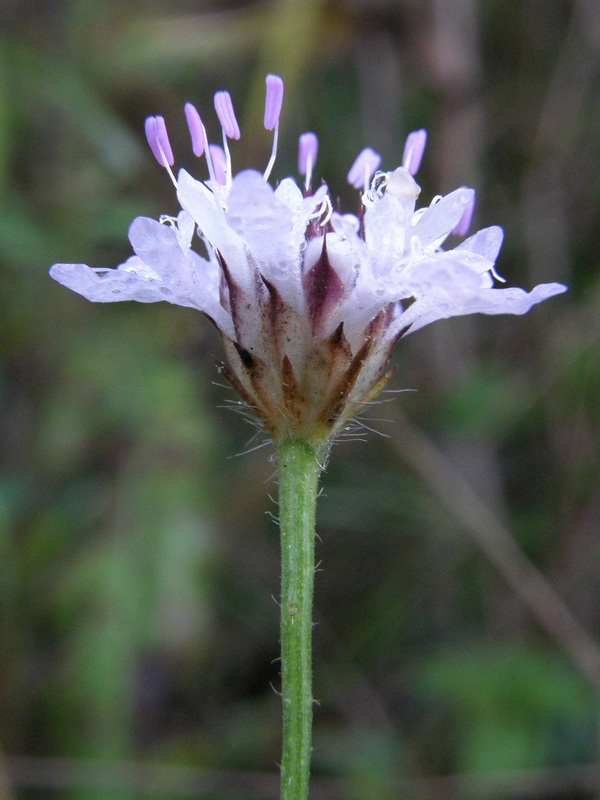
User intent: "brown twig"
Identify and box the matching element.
[388,406,600,692]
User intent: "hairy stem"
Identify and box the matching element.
[277,437,323,800]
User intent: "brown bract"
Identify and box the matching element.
[216,244,410,445]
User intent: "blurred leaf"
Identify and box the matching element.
[414,644,596,773]
[10,41,143,177]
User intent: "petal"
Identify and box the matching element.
[226,170,293,260]
[459,225,504,262]
[384,167,421,211]
[49,259,175,304]
[275,178,329,250]
[226,169,304,305]
[363,196,409,273]
[176,169,254,296]
[274,177,303,212]
[176,210,196,249]
[389,280,567,338]
[128,217,187,278]
[51,259,235,338]
[304,234,359,292]
[127,216,223,300]
[331,212,361,242]
[51,215,236,338]
[412,187,475,249]
[401,250,495,289]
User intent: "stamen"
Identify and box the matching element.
[367,171,389,201]
[308,193,332,226]
[154,116,174,166]
[264,74,284,131]
[184,102,216,182]
[298,132,318,191]
[263,123,279,183]
[209,144,227,185]
[221,133,233,186]
[184,102,206,157]
[144,115,177,187]
[262,75,284,183]
[214,91,241,140]
[203,142,217,184]
[452,194,475,236]
[144,115,174,167]
[319,195,333,227]
[144,117,161,163]
[402,129,427,175]
[347,147,382,191]
[490,264,507,283]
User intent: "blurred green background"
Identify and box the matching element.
[1,1,599,798]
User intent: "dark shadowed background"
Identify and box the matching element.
[1,1,599,798]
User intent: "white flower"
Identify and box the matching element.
[50,75,566,445]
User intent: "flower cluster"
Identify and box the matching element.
[50,75,566,446]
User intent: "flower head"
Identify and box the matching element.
[50,75,566,446]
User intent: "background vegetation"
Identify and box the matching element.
[0,1,599,798]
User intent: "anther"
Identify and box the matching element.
[144,117,160,163]
[347,147,381,191]
[214,91,241,140]
[298,132,318,190]
[452,194,475,236]
[144,115,174,167]
[264,74,284,131]
[402,129,427,176]
[184,102,206,157]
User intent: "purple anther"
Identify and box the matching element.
[452,193,476,236]
[145,117,172,167]
[209,144,227,184]
[184,102,206,157]
[264,74,284,131]
[347,147,382,190]
[298,132,319,175]
[402,129,427,175]
[214,91,241,140]
[144,117,162,165]
[146,115,174,166]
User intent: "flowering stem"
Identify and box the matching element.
[277,437,323,800]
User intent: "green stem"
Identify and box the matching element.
[277,437,323,800]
